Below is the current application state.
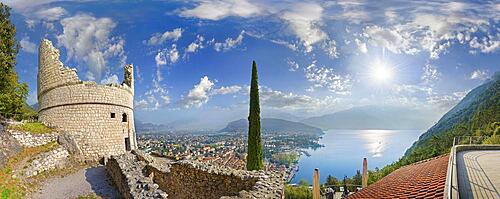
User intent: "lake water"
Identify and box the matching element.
[290,129,423,184]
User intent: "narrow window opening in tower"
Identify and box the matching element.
[111,113,116,118]
[125,137,131,151]
[122,113,127,122]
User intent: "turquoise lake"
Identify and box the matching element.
[290,129,423,184]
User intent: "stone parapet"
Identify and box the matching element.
[107,152,285,199]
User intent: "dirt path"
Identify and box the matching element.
[30,166,120,199]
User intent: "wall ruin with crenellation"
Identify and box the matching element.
[37,39,137,161]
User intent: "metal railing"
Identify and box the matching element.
[452,136,486,146]
[446,136,494,199]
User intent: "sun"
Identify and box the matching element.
[371,61,394,83]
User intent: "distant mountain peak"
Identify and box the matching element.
[301,105,438,130]
[219,118,323,136]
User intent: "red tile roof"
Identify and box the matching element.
[348,155,449,199]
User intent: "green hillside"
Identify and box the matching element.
[368,72,500,184]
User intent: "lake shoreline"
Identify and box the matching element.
[290,129,423,184]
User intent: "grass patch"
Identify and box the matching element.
[0,142,58,199]
[8,122,52,134]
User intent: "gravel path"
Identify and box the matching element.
[31,166,120,199]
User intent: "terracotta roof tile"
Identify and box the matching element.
[348,155,449,199]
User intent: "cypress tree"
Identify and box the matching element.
[247,60,263,170]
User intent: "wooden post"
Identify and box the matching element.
[362,158,368,188]
[313,168,320,199]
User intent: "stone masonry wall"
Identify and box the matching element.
[107,152,285,199]
[106,153,168,199]
[37,39,137,161]
[39,104,135,160]
[8,130,57,147]
[157,162,259,199]
[24,146,69,177]
[37,39,80,96]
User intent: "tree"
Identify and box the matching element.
[246,60,263,170]
[0,3,30,120]
[353,170,362,186]
[325,175,339,186]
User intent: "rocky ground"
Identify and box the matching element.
[1,120,119,199]
[31,166,119,199]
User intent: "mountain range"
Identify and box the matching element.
[301,106,439,130]
[219,118,323,136]
[405,72,500,157]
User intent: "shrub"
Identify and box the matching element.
[483,135,500,144]
[285,185,312,199]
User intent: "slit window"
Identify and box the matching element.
[122,113,127,122]
[110,113,116,118]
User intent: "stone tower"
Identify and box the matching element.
[37,39,137,161]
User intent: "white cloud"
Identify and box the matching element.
[57,14,126,81]
[269,39,298,51]
[35,6,67,21]
[138,76,171,111]
[135,64,143,83]
[340,10,369,24]
[362,25,419,55]
[100,74,119,84]
[155,51,167,66]
[304,61,352,95]
[213,31,245,52]
[356,1,499,59]
[135,99,149,110]
[179,0,261,20]
[258,87,341,113]
[280,2,327,52]
[426,93,465,111]
[354,38,367,54]
[5,0,66,11]
[184,35,205,58]
[393,84,433,96]
[421,63,440,85]
[20,37,37,53]
[25,19,36,29]
[385,10,397,23]
[182,76,215,108]
[322,40,338,59]
[470,69,489,80]
[214,85,242,95]
[155,44,179,66]
[168,45,179,63]
[469,37,500,53]
[145,28,183,46]
[286,59,299,72]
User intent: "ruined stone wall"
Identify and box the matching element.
[106,153,168,199]
[24,146,69,177]
[157,162,258,199]
[37,39,137,161]
[8,130,57,147]
[108,152,285,199]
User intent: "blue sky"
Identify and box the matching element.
[3,0,499,129]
